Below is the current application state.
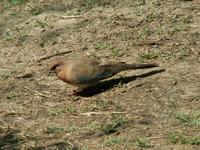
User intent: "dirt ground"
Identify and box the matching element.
[0,0,200,149]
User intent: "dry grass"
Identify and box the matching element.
[1,0,200,149]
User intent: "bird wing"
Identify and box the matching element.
[66,58,113,84]
[75,66,113,84]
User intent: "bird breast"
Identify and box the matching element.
[56,68,67,82]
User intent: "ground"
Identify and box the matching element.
[0,0,200,150]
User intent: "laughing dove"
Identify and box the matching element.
[49,57,158,95]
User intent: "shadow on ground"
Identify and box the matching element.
[77,69,165,97]
[0,128,24,150]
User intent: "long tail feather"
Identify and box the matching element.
[124,63,159,69]
[98,62,159,80]
[109,62,159,74]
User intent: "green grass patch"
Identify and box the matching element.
[95,42,109,50]
[104,136,127,146]
[66,105,77,114]
[139,26,151,38]
[111,47,121,57]
[80,0,112,11]
[9,0,27,5]
[67,124,80,134]
[135,138,153,148]
[45,127,65,134]
[101,115,128,134]
[86,121,101,131]
[139,51,159,60]
[175,112,200,127]
[167,132,200,145]
[167,132,187,144]
[180,16,191,24]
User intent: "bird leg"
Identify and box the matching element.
[67,88,83,96]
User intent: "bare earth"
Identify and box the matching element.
[0,0,200,149]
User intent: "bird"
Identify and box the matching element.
[48,57,159,95]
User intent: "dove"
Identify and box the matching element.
[49,57,159,95]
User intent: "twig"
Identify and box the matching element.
[191,48,199,55]
[137,38,170,46]
[80,111,128,116]
[14,72,33,79]
[137,41,164,46]
[36,50,73,62]
[61,15,83,19]
[0,110,15,117]
[24,86,51,98]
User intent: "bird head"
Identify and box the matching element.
[48,60,65,76]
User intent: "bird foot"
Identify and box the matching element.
[67,88,82,96]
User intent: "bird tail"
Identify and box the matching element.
[122,63,159,70]
[98,62,159,80]
[108,62,158,74]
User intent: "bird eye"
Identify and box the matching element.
[56,66,62,73]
